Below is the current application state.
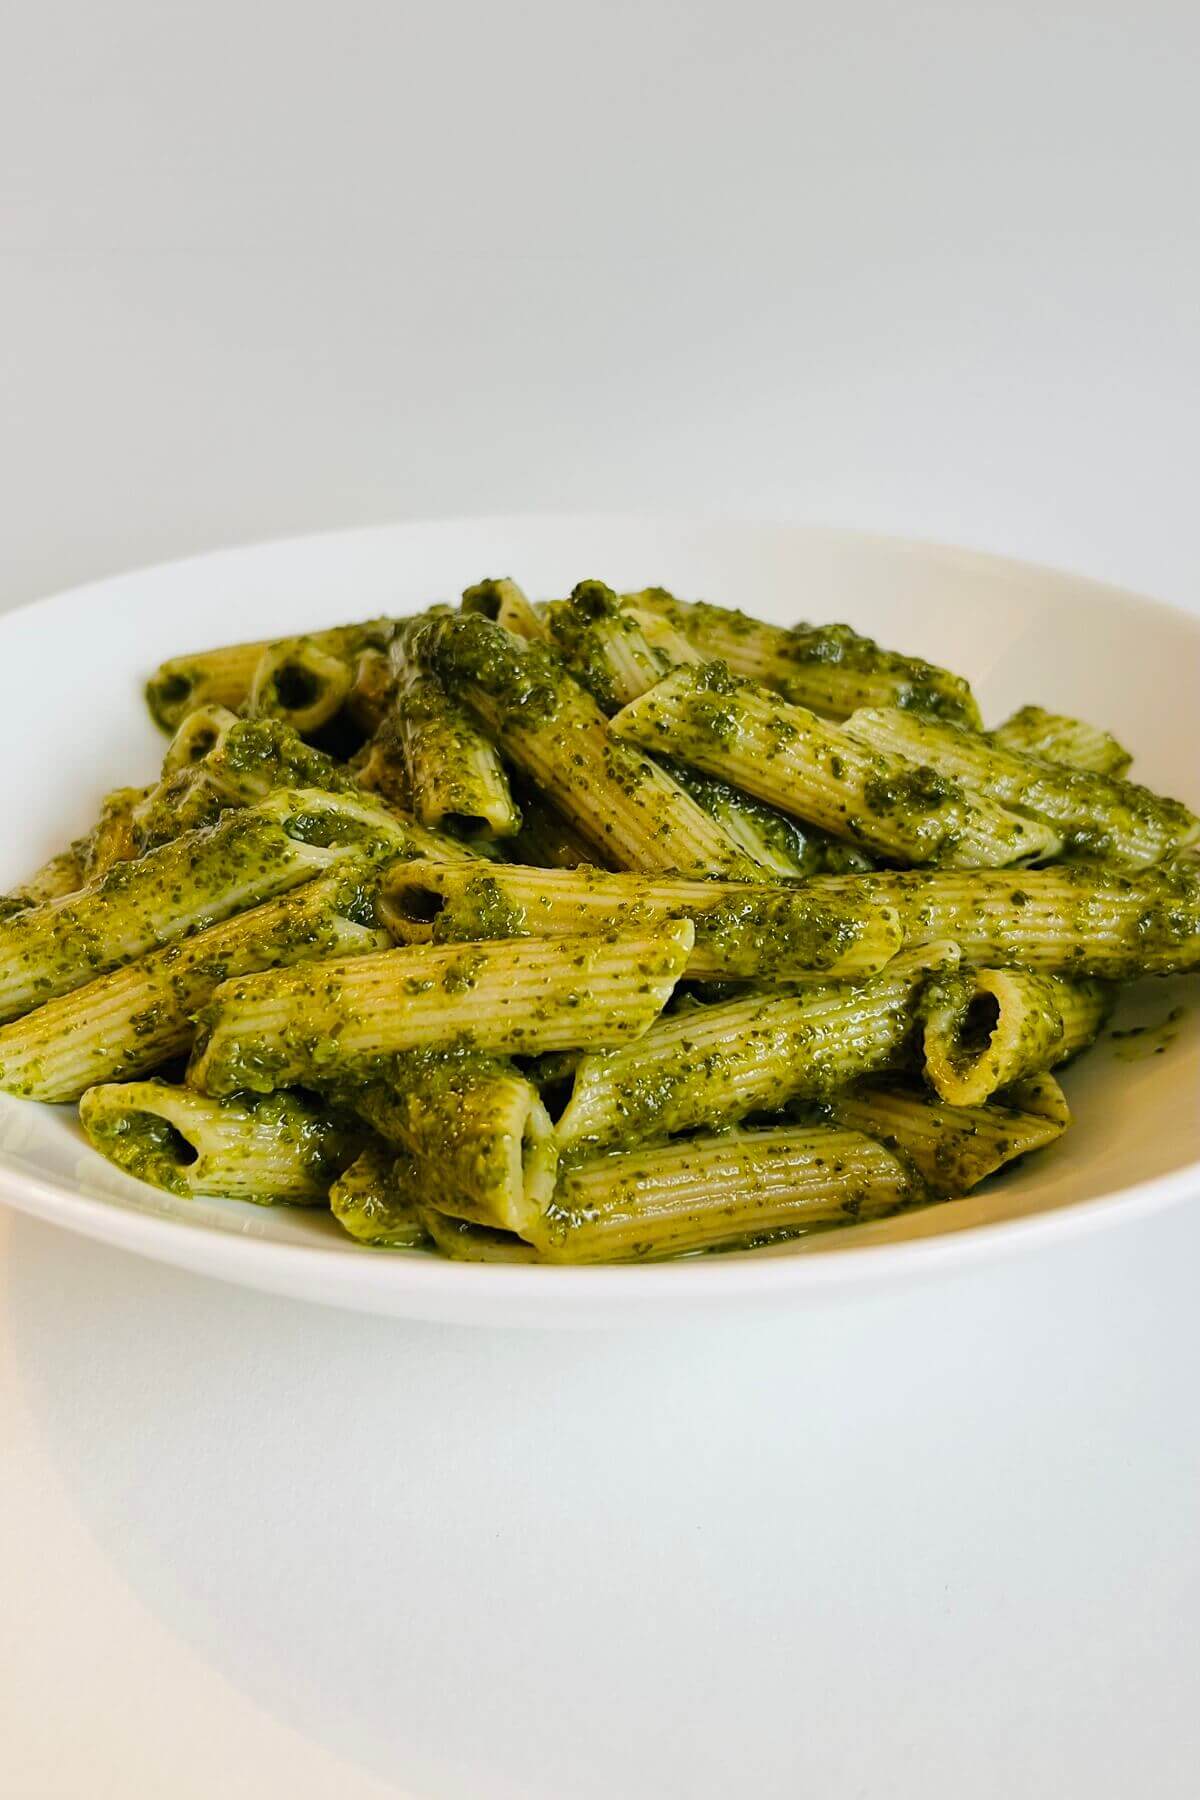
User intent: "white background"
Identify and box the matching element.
[2,3,1199,1795]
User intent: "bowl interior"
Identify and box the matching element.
[0,516,1197,1316]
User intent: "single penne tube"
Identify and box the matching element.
[554,942,958,1155]
[662,760,875,876]
[461,576,550,641]
[0,796,356,1025]
[543,581,672,711]
[844,706,1198,867]
[144,617,395,731]
[822,1081,1065,1196]
[622,588,982,727]
[379,860,904,982]
[0,866,388,1101]
[82,785,152,879]
[247,636,355,735]
[329,1144,429,1247]
[920,966,1113,1106]
[354,1053,558,1238]
[160,703,240,777]
[532,1125,925,1263]
[410,611,755,877]
[989,705,1132,778]
[189,919,696,1095]
[798,861,1200,978]
[80,1081,366,1203]
[386,631,521,836]
[418,1206,541,1262]
[611,665,1059,868]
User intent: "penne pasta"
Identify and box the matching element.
[80,1080,366,1203]
[353,1053,558,1238]
[662,759,875,876]
[160,703,240,777]
[554,942,958,1155]
[247,636,356,736]
[920,966,1113,1106]
[379,859,904,982]
[844,705,1198,868]
[0,796,359,1025]
[821,1081,1066,1196]
[543,581,672,711]
[533,1125,926,1262]
[461,576,549,641]
[145,617,394,732]
[611,665,1060,867]
[410,611,756,877]
[623,588,983,726]
[0,866,389,1101]
[188,919,696,1095]
[797,861,1200,978]
[989,705,1132,778]
[82,786,152,880]
[345,648,395,736]
[385,626,521,837]
[417,1207,541,1262]
[329,1144,429,1247]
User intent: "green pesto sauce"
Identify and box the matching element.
[543,581,656,712]
[415,611,564,728]
[434,874,528,942]
[214,717,358,796]
[861,763,961,818]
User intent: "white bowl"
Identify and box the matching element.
[0,515,1196,1325]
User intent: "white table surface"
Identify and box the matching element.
[3,5,1199,1794]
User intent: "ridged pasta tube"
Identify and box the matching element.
[461,577,549,641]
[329,1145,428,1247]
[920,966,1113,1106]
[145,617,394,731]
[533,1125,926,1262]
[189,919,696,1095]
[554,942,958,1155]
[822,1082,1066,1196]
[0,796,358,1024]
[798,862,1200,978]
[80,1081,366,1203]
[354,1054,558,1238]
[543,581,672,711]
[380,860,903,982]
[0,867,388,1101]
[385,628,520,836]
[989,705,1132,778]
[844,706,1198,868]
[612,665,1059,868]
[248,637,355,735]
[411,611,755,877]
[662,761,875,877]
[623,588,982,727]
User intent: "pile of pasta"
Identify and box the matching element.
[1,578,1197,1263]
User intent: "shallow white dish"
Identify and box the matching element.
[0,515,1197,1325]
